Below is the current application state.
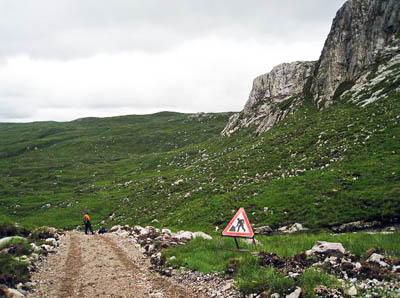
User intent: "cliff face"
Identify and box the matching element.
[222,0,400,136]
[221,61,315,136]
[312,0,400,108]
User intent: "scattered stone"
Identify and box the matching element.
[277,223,307,234]
[193,232,212,240]
[161,228,171,234]
[29,243,40,252]
[286,287,301,298]
[346,285,357,296]
[40,244,54,252]
[332,221,382,233]
[0,285,25,297]
[44,238,58,247]
[288,223,307,233]
[314,285,342,297]
[367,253,384,264]
[254,226,273,235]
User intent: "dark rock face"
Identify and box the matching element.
[222,0,400,135]
[312,0,400,108]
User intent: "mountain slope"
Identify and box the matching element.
[1,94,399,232]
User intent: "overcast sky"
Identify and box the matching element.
[0,0,347,123]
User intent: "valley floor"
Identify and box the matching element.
[28,231,201,298]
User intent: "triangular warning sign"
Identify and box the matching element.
[222,208,254,238]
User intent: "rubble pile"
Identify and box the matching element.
[257,241,400,297]
[0,227,63,297]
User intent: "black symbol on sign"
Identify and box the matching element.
[229,218,246,232]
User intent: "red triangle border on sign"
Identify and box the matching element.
[222,207,254,238]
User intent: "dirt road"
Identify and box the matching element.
[28,231,202,298]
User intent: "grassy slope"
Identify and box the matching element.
[0,92,399,233]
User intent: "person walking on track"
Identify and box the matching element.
[83,212,95,235]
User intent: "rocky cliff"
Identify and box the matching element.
[312,0,400,108]
[221,61,315,136]
[223,0,400,136]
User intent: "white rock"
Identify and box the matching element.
[173,179,184,185]
[0,236,26,249]
[367,253,384,263]
[242,238,261,245]
[147,244,155,253]
[379,261,389,267]
[109,225,121,233]
[288,223,307,233]
[45,238,58,247]
[270,294,280,298]
[355,262,362,270]
[161,228,171,234]
[193,231,212,240]
[140,228,150,236]
[278,226,288,232]
[346,285,357,296]
[29,243,40,252]
[40,244,53,252]
[306,241,345,255]
[175,231,194,240]
[286,287,302,298]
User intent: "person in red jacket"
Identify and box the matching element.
[83,212,95,235]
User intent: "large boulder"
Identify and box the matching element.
[306,241,346,256]
[193,232,212,240]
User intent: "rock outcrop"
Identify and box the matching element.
[222,0,400,136]
[221,61,315,136]
[312,0,400,108]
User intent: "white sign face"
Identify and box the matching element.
[222,208,254,238]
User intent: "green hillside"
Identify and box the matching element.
[1,94,399,233]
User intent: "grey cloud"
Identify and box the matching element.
[0,0,346,59]
[0,0,348,123]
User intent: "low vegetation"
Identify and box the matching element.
[1,94,399,234]
[164,231,400,296]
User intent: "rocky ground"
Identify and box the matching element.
[2,223,399,298]
[22,227,239,298]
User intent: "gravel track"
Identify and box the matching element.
[28,231,202,298]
